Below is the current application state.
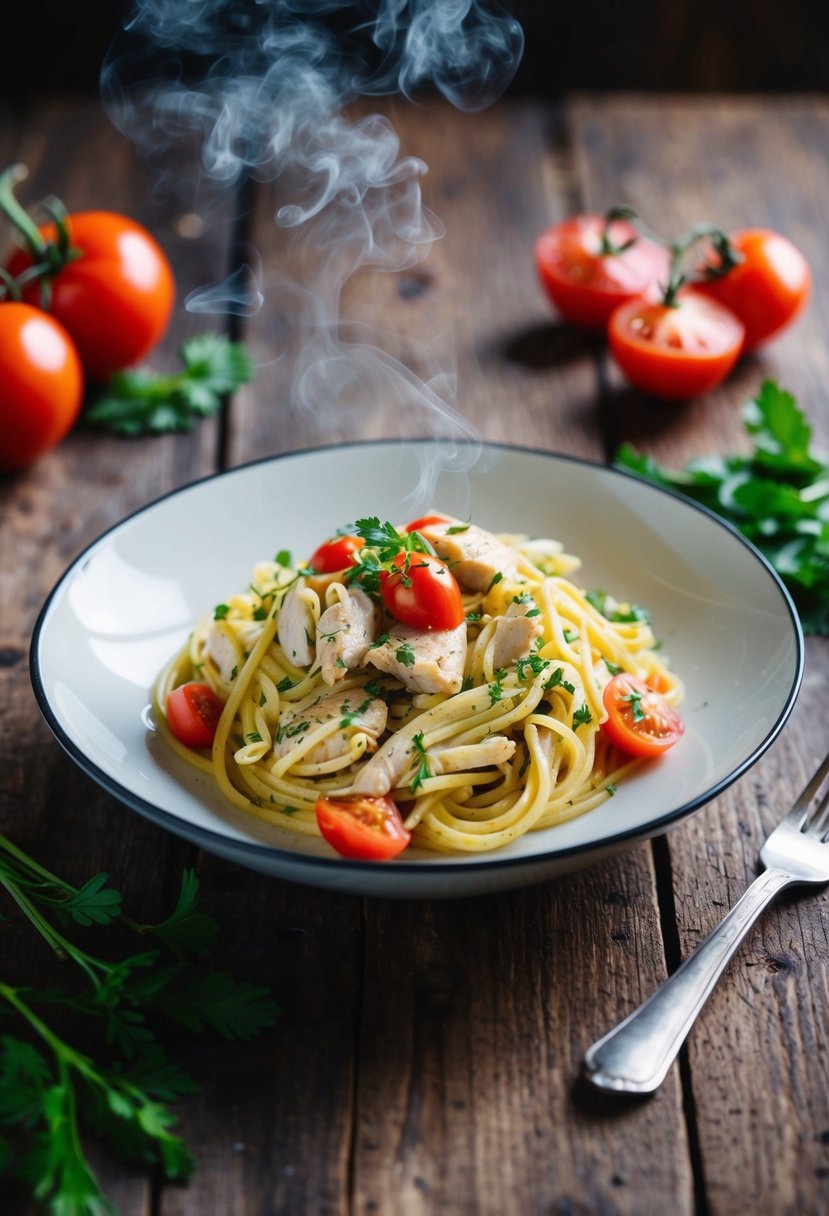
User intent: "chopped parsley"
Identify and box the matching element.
[276,675,296,693]
[586,589,651,625]
[604,658,623,676]
[623,688,647,722]
[446,523,470,535]
[369,632,390,650]
[544,667,576,695]
[410,732,432,793]
[573,704,593,727]
[515,653,549,681]
[275,549,292,567]
[395,641,416,667]
[488,668,508,705]
[213,603,230,620]
[246,732,263,744]
[486,571,503,593]
[563,628,579,644]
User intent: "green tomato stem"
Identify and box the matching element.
[0,163,48,258]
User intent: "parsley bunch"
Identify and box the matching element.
[0,833,279,1215]
[86,333,255,435]
[616,380,829,635]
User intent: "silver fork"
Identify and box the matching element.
[583,750,829,1095]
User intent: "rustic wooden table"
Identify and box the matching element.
[2,91,829,1216]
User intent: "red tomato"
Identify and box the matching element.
[308,534,364,573]
[405,513,452,533]
[535,214,670,330]
[7,211,175,382]
[0,302,84,472]
[381,551,464,630]
[166,682,225,749]
[695,228,811,351]
[602,674,684,759]
[315,795,411,860]
[608,289,745,399]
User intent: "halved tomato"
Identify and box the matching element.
[315,795,411,860]
[308,534,364,573]
[381,551,464,631]
[166,682,225,749]
[602,674,684,758]
[608,289,745,399]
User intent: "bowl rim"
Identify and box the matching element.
[30,437,805,877]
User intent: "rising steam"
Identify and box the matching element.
[101,0,524,499]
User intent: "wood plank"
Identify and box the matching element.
[225,95,692,1213]
[228,98,601,463]
[0,96,235,1214]
[572,94,829,1214]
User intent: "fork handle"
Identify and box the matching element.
[583,866,793,1094]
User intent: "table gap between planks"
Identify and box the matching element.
[1,91,828,1216]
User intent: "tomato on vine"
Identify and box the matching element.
[535,208,669,330]
[607,223,746,399]
[695,227,811,351]
[1,164,175,382]
[0,302,84,472]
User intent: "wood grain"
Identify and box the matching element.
[573,94,829,1216]
[4,91,829,1216]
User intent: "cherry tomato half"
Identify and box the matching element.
[405,513,452,533]
[166,682,225,749]
[315,795,411,860]
[0,302,84,472]
[695,228,811,352]
[535,214,670,330]
[602,674,684,759]
[308,534,364,573]
[7,211,175,382]
[608,289,745,399]
[381,551,464,631]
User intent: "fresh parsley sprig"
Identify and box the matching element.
[615,379,829,634]
[86,333,255,436]
[0,833,279,1215]
[347,517,435,596]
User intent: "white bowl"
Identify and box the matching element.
[31,442,803,898]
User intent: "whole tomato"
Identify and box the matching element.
[695,227,811,351]
[0,302,84,471]
[6,210,175,382]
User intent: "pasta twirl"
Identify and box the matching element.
[153,518,683,856]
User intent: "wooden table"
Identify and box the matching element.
[3,91,829,1216]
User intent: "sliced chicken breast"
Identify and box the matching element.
[416,520,523,593]
[277,584,315,668]
[276,689,387,765]
[367,621,467,695]
[317,588,378,687]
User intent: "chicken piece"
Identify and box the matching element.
[276,689,387,765]
[277,584,315,668]
[203,621,244,687]
[417,520,523,593]
[490,599,544,670]
[317,588,378,687]
[367,621,467,696]
[431,735,516,775]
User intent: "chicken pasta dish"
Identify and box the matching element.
[153,513,684,860]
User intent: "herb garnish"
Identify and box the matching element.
[410,732,432,793]
[616,379,829,634]
[0,842,278,1215]
[86,334,255,435]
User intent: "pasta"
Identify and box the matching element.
[152,515,683,856]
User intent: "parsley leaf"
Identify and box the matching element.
[86,334,255,436]
[616,379,829,633]
[410,732,432,793]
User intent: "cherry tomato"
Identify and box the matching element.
[602,674,684,759]
[7,211,175,382]
[166,682,225,749]
[535,214,670,330]
[695,228,811,351]
[381,551,464,630]
[0,302,84,472]
[315,795,411,860]
[608,289,745,399]
[308,534,364,573]
[405,513,452,533]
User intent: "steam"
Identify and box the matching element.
[102,1,524,501]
